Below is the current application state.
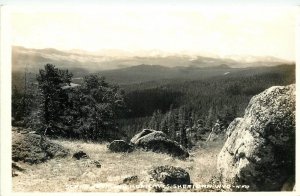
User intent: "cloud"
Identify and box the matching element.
[11,5,296,60]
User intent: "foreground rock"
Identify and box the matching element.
[217,84,295,191]
[12,130,69,164]
[122,175,139,184]
[72,151,89,160]
[131,129,189,158]
[130,129,167,144]
[12,161,25,177]
[149,165,191,185]
[108,140,134,153]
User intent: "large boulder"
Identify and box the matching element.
[12,130,69,164]
[107,140,134,153]
[130,129,166,144]
[149,165,191,185]
[131,129,189,158]
[217,84,295,191]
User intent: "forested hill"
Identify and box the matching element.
[118,64,295,138]
[119,64,295,90]
[96,64,232,84]
[11,59,295,144]
[122,64,295,118]
[95,63,293,85]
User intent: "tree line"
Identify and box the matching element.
[118,64,295,147]
[12,64,126,141]
[12,63,295,146]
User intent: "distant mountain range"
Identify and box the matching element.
[97,63,295,85]
[97,64,236,84]
[12,46,292,75]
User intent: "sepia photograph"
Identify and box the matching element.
[1,0,298,193]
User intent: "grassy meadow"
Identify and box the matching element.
[13,138,224,192]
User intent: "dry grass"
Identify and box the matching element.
[13,138,225,192]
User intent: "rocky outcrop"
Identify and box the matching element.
[217,84,295,191]
[131,129,189,158]
[122,175,139,184]
[130,129,166,144]
[149,165,191,185]
[12,130,69,164]
[107,140,134,153]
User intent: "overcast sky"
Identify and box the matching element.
[8,2,298,61]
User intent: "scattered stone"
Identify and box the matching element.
[12,162,25,171]
[217,84,295,191]
[123,175,139,184]
[131,129,189,158]
[12,161,25,177]
[12,173,19,177]
[91,160,102,168]
[73,151,89,160]
[153,186,164,192]
[149,165,191,185]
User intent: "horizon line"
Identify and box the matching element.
[12,45,295,63]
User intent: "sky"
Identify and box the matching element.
[7,2,299,61]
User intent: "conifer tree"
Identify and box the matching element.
[36,64,72,128]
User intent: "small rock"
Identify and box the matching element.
[72,151,89,160]
[12,172,19,177]
[149,165,191,185]
[91,160,102,168]
[12,161,25,177]
[123,175,138,184]
[12,162,25,171]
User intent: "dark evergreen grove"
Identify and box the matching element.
[118,64,294,145]
[36,64,73,126]
[12,64,126,141]
[12,63,295,145]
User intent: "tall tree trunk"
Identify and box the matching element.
[181,128,188,148]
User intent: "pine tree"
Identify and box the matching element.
[12,85,24,122]
[36,64,72,128]
[205,106,214,130]
[148,110,162,130]
[160,111,172,135]
[173,109,180,142]
[72,74,126,140]
[178,107,188,148]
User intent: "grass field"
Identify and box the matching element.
[13,138,225,192]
